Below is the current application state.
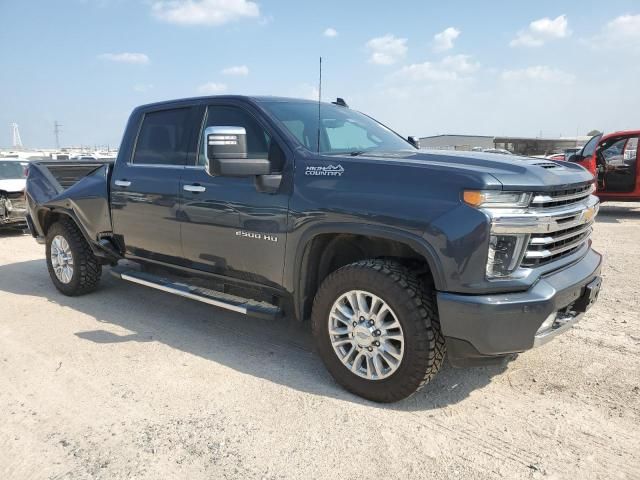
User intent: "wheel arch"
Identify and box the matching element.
[38,207,118,261]
[291,224,445,322]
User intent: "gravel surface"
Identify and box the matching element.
[1,203,639,479]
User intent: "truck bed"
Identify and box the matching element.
[35,160,114,191]
[26,160,114,243]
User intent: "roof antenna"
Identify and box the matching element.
[317,56,322,153]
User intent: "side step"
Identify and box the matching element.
[110,267,281,320]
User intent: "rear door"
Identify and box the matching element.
[111,105,199,264]
[178,102,290,287]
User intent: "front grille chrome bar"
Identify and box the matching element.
[487,191,599,270]
[490,195,599,234]
[528,221,594,246]
[524,230,591,259]
[530,184,595,206]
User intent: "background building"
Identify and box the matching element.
[418,135,494,151]
[419,134,591,156]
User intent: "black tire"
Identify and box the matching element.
[312,259,445,403]
[45,218,102,296]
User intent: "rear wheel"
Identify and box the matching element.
[46,219,102,296]
[312,259,445,403]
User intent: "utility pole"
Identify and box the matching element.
[54,121,63,150]
[9,123,23,148]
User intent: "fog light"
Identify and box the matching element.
[486,234,527,278]
[536,313,557,335]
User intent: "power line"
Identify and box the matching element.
[9,123,23,148]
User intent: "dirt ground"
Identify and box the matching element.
[1,203,639,480]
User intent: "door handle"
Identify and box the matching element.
[183,184,206,193]
[114,179,131,187]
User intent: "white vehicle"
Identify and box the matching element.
[483,148,512,155]
[0,158,28,229]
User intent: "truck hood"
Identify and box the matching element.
[0,178,26,193]
[350,150,594,191]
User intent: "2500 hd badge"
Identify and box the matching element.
[235,230,278,243]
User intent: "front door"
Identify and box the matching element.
[111,106,197,264]
[178,103,289,287]
[598,136,638,193]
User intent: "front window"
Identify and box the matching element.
[261,101,413,155]
[579,134,602,159]
[198,105,272,166]
[0,161,26,179]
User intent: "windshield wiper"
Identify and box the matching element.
[350,151,366,156]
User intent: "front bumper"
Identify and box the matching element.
[0,197,27,227]
[437,247,602,367]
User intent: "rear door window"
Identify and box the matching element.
[132,108,192,166]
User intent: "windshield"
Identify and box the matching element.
[261,101,413,155]
[0,161,26,180]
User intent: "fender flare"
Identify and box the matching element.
[290,222,446,321]
[36,207,117,260]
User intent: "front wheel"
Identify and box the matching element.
[45,219,102,296]
[312,259,445,403]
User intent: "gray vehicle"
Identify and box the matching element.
[0,159,28,229]
[25,96,602,402]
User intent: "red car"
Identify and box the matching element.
[568,130,640,202]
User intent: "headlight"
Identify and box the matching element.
[463,189,533,279]
[463,190,531,208]
[486,234,528,278]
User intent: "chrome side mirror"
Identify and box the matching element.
[205,126,270,177]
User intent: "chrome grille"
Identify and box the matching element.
[522,220,593,267]
[530,183,595,209]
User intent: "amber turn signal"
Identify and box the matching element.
[462,190,484,207]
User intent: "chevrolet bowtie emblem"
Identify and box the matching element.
[583,205,596,222]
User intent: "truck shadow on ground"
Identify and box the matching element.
[596,204,640,224]
[0,259,508,411]
[0,228,29,238]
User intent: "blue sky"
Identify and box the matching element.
[1,0,640,148]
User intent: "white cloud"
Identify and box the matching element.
[151,0,260,26]
[395,54,480,82]
[197,82,228,94]
[588,14,640,51]
[323,27,338,38]
[501,65,575,84]
[293,83,320,101]
[433,27,460,52]
[510,14,570,47]
[222,65,249,76]
[98,52,149,64]
[366,34,408,65]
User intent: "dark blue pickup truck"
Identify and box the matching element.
[25,96,602,402]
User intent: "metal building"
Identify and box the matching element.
[418,134,494,151]
[419,134,589,156]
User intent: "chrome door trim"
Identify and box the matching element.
[183,184,206,193]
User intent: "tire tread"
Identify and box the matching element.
[312,259,446,402]
[46,218,101,296]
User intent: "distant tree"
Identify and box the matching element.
[587,129,602,136]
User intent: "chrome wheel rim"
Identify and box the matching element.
[328,290,405,380]
[50,235,74,284]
